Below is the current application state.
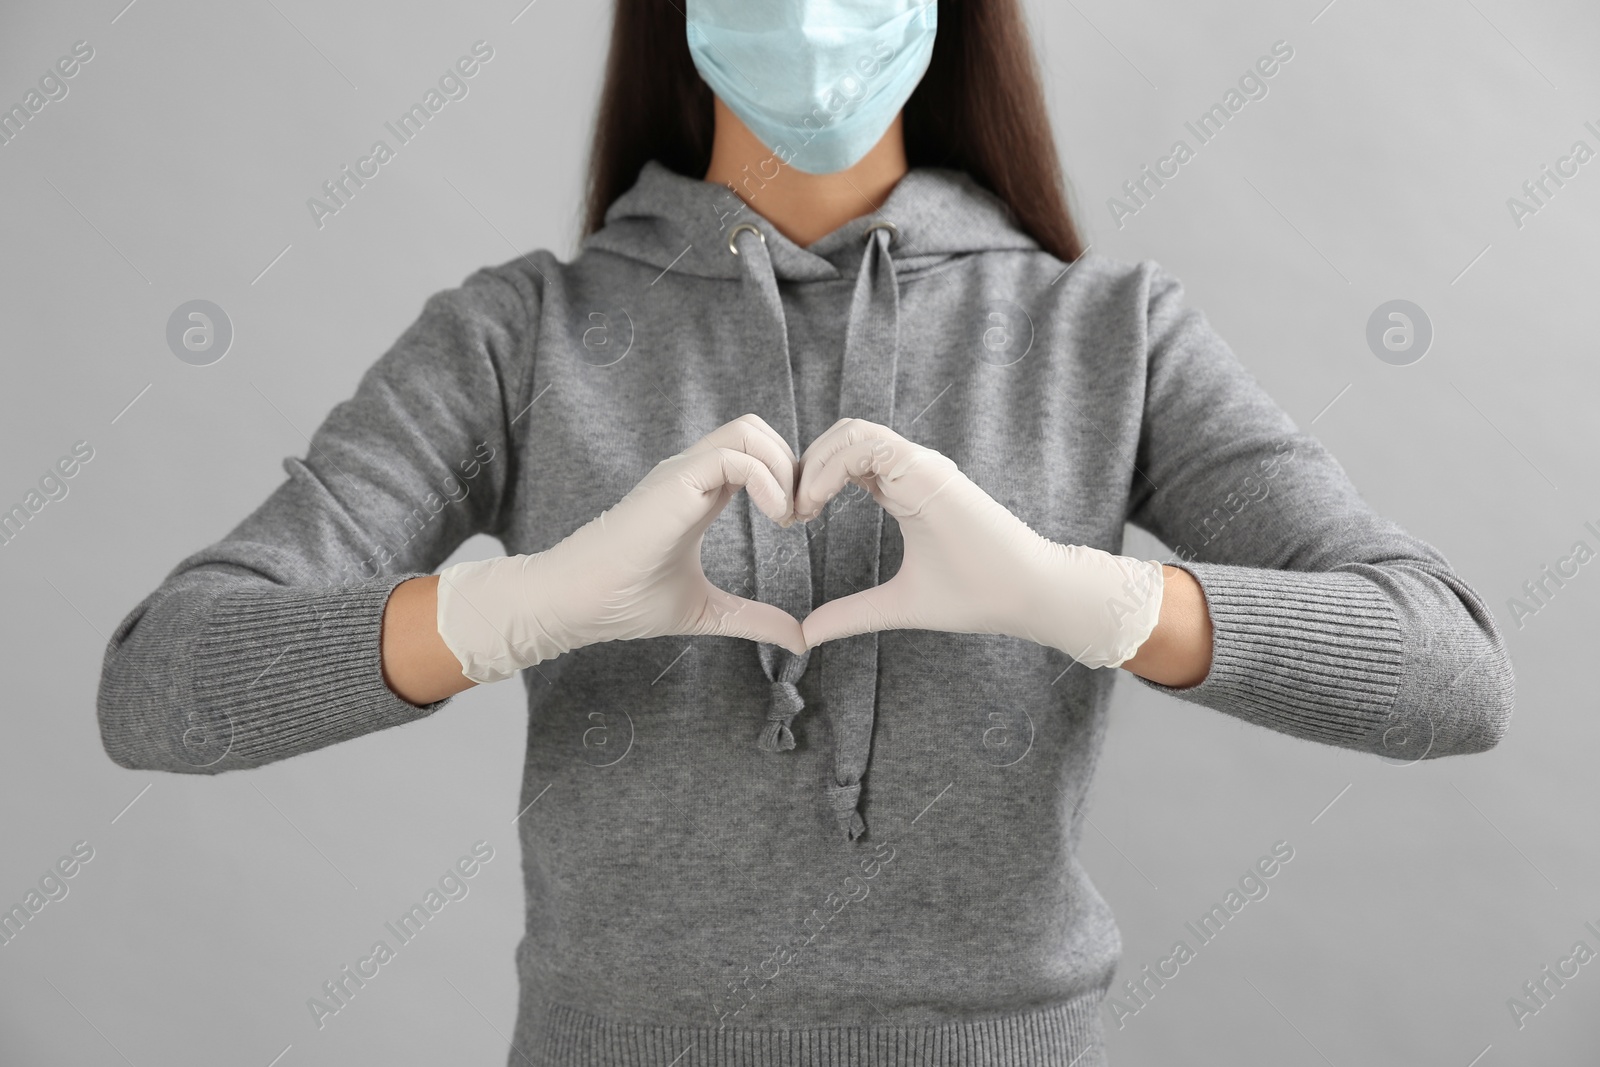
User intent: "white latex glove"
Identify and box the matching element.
[436,414,808,685]
[795,418,1166,668]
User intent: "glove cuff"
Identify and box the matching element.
[1032,543,1166,669]
[436,554,567,684]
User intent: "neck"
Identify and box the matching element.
[703,96,908,248]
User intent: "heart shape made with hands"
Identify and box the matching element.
[434,411,1165,685]
[697,413,1162,668]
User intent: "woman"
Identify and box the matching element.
[97,0,1514,1063]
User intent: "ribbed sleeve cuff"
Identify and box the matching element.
[1137,561,1404,750]
[188,573,453,767]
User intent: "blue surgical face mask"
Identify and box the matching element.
[686,0,939,175]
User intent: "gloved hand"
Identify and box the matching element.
[795,418,1166,668]
[435,414,808,685]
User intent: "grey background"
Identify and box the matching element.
[1,0,1595,1063]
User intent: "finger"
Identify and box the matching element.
[796,418,914,512]
[797,416,894,472]
[796,415,855,468]
[676,445,793,528]
[796,420,902,519]
[695,413,796,470]
[731,412,799,469]
[688,415,797,518]
[698,585,807,655]
[797,433,943,522]
[800,579,913,646]
[690,413,797,478]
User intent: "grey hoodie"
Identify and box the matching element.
[97,158,1514,1065]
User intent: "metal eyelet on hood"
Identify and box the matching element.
[730,218,897,256]
[864,219,899,247]
[727,222,765,255]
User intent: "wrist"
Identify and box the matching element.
[1118,564,1214,688]
[380,575,479,705]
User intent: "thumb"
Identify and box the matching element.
[800,579,913,646]
[697,585,807,655]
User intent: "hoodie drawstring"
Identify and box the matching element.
[730,223,817,757]
[819,224,901,841]
[730,221,902,842]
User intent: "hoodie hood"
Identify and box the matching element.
[586,158,1040,282]
[584,159,1039,842]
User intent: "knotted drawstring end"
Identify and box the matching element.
[825,780,867,841]
[759,679,805,753]
[838,809,866,841]
[757,719,796,753]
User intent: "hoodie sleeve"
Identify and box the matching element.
[1123,261,1513,759]
[96,260,540,774]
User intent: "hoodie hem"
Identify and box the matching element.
[530,993,1108,1066]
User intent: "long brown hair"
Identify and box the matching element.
[581,0,1084,262]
